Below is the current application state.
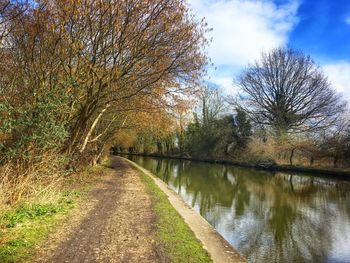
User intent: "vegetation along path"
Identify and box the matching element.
[34,157,158,263]
[33,157,226,263]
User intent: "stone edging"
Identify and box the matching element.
[122,157,247,263]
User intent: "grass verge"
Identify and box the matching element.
[128,162,212,263]
[0,164,109,263]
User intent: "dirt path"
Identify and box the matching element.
[34,157,161,263]
[125,158,246,263]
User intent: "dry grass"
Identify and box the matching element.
[0,155,65,212]
[238,138,276,164]
[240,137,350,169]
[0,156,111,263]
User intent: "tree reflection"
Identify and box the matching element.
[129,155,350,263]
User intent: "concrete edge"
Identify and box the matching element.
[122,157,247,263]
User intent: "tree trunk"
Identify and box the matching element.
[79,104,110,153]
[156,141,163,154]
[289,175,294,191]
[333,156,338,168]
[289,148,295,166]
[310,156,314,166]
[93,143,106,166]
[65,113,88,155]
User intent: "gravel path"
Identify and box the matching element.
[35,157,161,263]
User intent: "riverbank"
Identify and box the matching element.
[1,157,215,262]
[124,157,246,263]
[119,152,350,179]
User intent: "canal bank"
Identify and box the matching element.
[125,154,350,263]
[123,157,246,263]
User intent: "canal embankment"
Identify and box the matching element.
[123,157,246,263]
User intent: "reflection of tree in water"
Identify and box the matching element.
[130,156,350,263]
[235,173,350,263]
[241,196,335,262]
[177,164,251,215]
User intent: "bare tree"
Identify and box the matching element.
[0,0,12,43]
[0,1,27,45]
[317,117,350,167]
[237,47,346,135]
[196,86,226,125]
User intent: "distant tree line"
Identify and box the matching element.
[121,48,350,168]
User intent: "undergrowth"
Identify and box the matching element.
[0,164,108,263]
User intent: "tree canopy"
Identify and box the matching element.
[237,47,346,135]
[0,0,209,166]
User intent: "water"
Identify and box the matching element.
[126,155,350,263]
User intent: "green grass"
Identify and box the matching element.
[130,163,213,263]
[0,165,107,263]
[0,160,212,263]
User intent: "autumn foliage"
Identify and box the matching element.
[0,0,208,204]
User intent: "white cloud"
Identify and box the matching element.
[189,0,300,67]
[346,16,350,25]
[210,76,235,95]
[323,62,350,102]
[188,0,300,94]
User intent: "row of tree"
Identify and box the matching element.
[0,0,208,177]
[122,48,350,168]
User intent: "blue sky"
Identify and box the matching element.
[188,0,350,100]
[290,0,350,62]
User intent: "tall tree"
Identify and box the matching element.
[0,0,208,164]
[237,47,346,135]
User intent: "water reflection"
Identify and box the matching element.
[127,155,350,263]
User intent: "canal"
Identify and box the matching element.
[126,155,350,263]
